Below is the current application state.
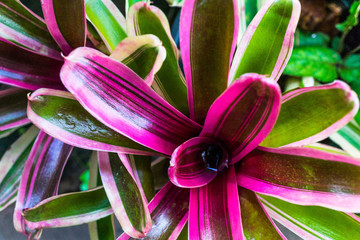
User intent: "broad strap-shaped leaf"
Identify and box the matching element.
[41,0,86,55]
[88,152,115,240]
[110,34,166,85]
[169,136,229,188]
[0,38,64,90]
[61,47,201,155]
[23,187,113,229]
[0,0,60,58]
[0,126,38,211]
[28,88,156,155]
[127,3,189,114]
[98,152,151,238]
[14,132,73,236]
[87,22,111,55]
[166,0,184,7]
[151,157,170,190]
[180,0,239,123]
[237,146,360,212]
[330,121,360,158]
[126,0,145,15]
[260,194,360,240]
[261,81,359,148]
[201,73,281,164]
[118,182,190,240]
[189,166,244,239]
[238,187,285,240]
[229,0,301,83]
[85,0,127,51]
[0,88,30,131]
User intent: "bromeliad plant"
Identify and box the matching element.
[1,0,360,239]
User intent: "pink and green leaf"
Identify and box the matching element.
[201,73,281,164]
[41,0,86,55]
[330,121,360,158]
[85,0,127,51]
[23,187,113,229]
[189,166,243,239]
[126,0,146,15]
[0,126,38,211]
[118,182,189,240]
[260,194,360,240]
[127,3,189,114]
[27,88,156,155]
[229,0,301,83]
[180,0,239,123]
[237,146,360,212]
[261,81,359,148]
[98,152,151,238]
[0,0,60,58]
[0,38,64,90]
[0,88,30,131]
[238,187,285,240]
[61,47,201,155]
[110,34,166,85]
[14,132,73,236]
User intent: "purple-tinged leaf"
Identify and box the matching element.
[262,81,359,147]
[237,146,360,212]
[238,187,285,240]
[0,38,64,90]
[27,88,156,155]
[0,126,38,211]
[118,182,189,240]
[180,0,239,123]
[41,0,86,55]
[127,3,189,114]
[201,73,281,164]
[189,166,244,239]
[229,0,301,83]
[0,88,30,131]
[23,186,113,229]
[260,194,360,240]
[61,47,201,155]
[87,152,115,240]
[0,0,61,59]
[14,132,73,236]
[169,136,229,188]
[98,152,151,238]
[110,34,166,86]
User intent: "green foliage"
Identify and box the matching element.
[339,54,360,83]
[294,30,330,47]
[336,1,360,32]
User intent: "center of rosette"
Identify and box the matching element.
[168,136,229,188]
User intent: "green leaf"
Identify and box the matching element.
[166,0,184,6]
[245,0,258,26]
[284,46,341,82]
[339,54,360,83]
[294,30,330,47]
[330,122,360,158]
[260,195,360,240]
[336,1,360,32]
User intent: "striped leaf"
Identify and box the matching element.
[189,166,243,239]
[0,126,38,211]
[23,187,113,229]
[237,146,360,212]
[0,88,30,131]
[0,0,60,58]
[126,0,146,15]
[330,121,360,158]
[229,0,300,82]
[14,132,73,236]
[85,0,127,51]
[28,88,156,155]
[238,187,285,240]
[98,152,151,238]
[261,81,359,148]
[0,38,64,90]
[110,34,166,85]
[260,195,360,240]
[127,3,189,114]
[201,73,281,164]
[60,47,201,155]
[41,0,86,55]
[180,0,239,123]
[118,182,189,240]
[166,0,184,7]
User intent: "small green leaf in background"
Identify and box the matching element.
[339,54,360,83]
[336,0,360,32]
[294,30,330,47]
[284,46,341,82]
